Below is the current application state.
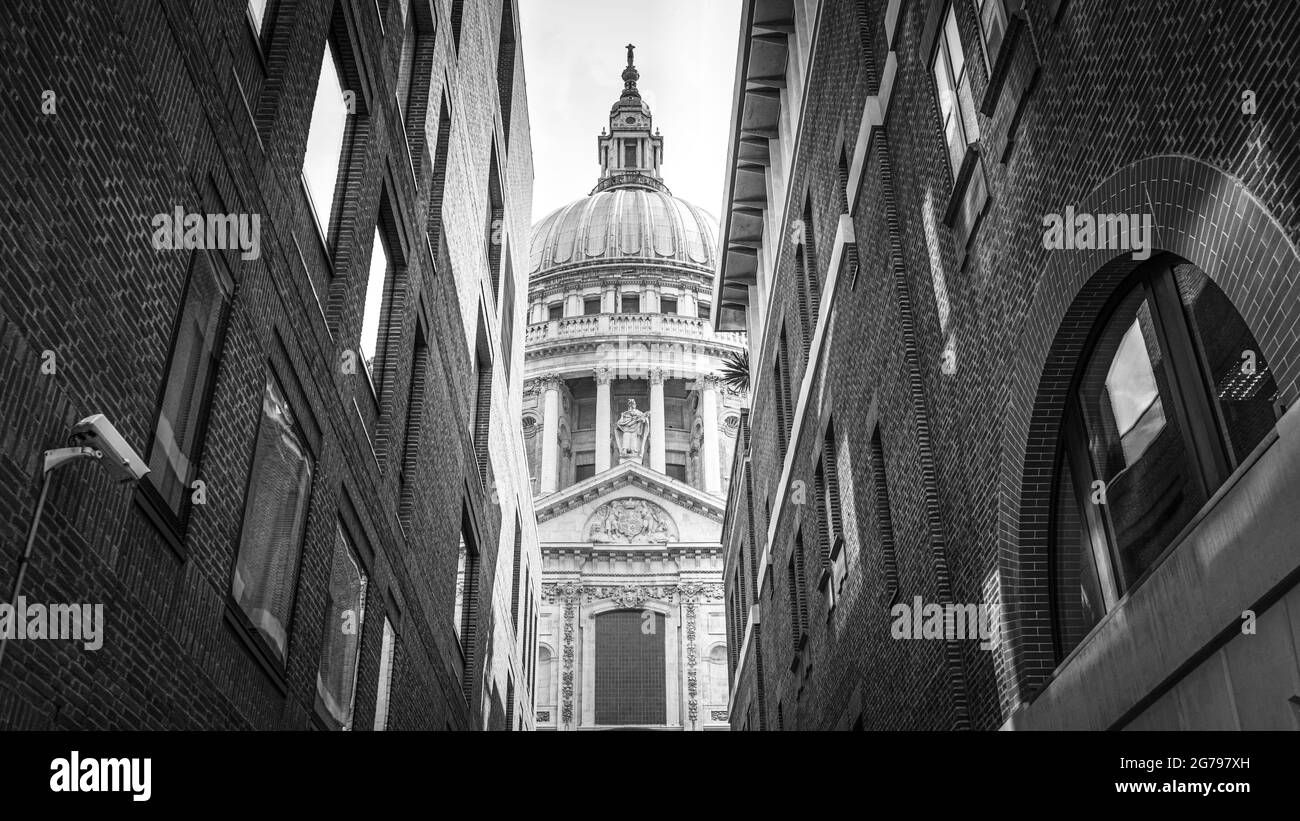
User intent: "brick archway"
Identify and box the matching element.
[997,155,1300,704]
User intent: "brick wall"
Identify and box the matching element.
[0,0,539,730]
[725,0,1300,730]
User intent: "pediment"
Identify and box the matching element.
[533,462,725,545]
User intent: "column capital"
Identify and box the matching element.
[698,373,722,391]
[539,374,565,393]
[594,366,611,385]
[648,367,666,385]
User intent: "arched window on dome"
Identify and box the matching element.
[1051,256,1279,660]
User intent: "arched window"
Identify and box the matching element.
[1052,257,1279,659]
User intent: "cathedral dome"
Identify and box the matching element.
[528,190,719,277]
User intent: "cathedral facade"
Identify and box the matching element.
[523,48,744,730]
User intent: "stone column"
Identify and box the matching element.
[540,376,562,493]
[565,290,581,317]
[649,368,666,473]
[601,281,617,313]
[595,367,612,473]
[645,280,660,314]
[681,288,698,319]
[699,374,721,494]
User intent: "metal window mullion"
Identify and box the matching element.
[1143,266,1232,494]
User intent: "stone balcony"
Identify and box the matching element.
[525,313,744,346]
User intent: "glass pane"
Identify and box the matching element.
[247,0,267,33]
[1075,289,1206,588]
[944,6,965,83]
[454,537,468,641]
[315,526,367,729]
[150,253,230,512]
[548,303,563,320]
[303,41,349,237]
[396,6,417,117]
[1053,451,1104,656]
[232,375,313,664]
[361,228,389,372]
[373,618,396,730]
[1174,263,1279,465]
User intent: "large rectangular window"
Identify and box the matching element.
[931,4,977,179]
[302,39,351,243]
[315,524,367,730]
[394,0,418,120]
[454,512,481,700]
[373,617,397,730]
[146,252,232,522]
[360,227,392,383]
[231,373,314,666]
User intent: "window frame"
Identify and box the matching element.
[929,2,979,183]
[225,367,317,691]
[136,250,234,552]
[1049,255,1272,661]
[313,522,370,731]
[301,34,356,258]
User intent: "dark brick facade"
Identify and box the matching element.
[0,0,539,730]
[720,0,1300,730]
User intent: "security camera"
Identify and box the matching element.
[70,414,150,484]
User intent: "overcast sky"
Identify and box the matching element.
[517,0,743,224]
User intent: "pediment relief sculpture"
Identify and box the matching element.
[584,497,679,543]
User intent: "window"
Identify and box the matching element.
[974,0,1009,71]
[774,327,792,458]
[360,227,392,382]
[621,294,640,314]
[231,373,314,666]
[373,617,396,730]
[787,533,809,655]
[454,511,481,702]
[428,93,452,256]
[623,142,637,169]
[510,515,522,630]
[315,524,367,730]
[394,0,418,120]
[548,303,563,320]
[486,150,504,304]
[583,296,602,315]
[472,317,492,486]
[145,252,232,522]
[664,397,687,430]
[660,296,678,315]
[575,451,595,482]
[594,610,666,725]
[496,0,516,141]
[931,4,978,180]
[1051,258,1278,660]
[247,0,270,35]
[576,398,596,430]
[870,426,899,601]
[666,450,687,482]
[302,39,351,243]
[398,326,428,529]
[450,0,464,52]
[697,301,710,320]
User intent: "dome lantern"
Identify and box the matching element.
[594,45,667,195]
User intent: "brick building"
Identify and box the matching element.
[0,0,540,730]
[713,0,1300,730]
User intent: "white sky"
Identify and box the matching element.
[518,0,743,225]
